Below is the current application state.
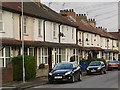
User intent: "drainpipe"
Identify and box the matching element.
[59,24,62,43]
[43,20,46,42]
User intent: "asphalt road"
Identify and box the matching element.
[28,70,119,89]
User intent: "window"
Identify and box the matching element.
[72,28,74,39]
[29,48,34,56]
[0,47,10,67]
[38,48,48,65]
[38,19,42,36]
[0,12,3,31]
[61,49,66,61]
[62,26,64,33]
[53,23,56,38]
[91,34,93,45]
[24,47,34,56]
[23,16,27,33]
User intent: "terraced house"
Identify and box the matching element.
[60,9,119,61]
[0,2,79,70]
[0,2,119,71]
[109,29,120,60]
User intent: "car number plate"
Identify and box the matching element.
[54,76,62,79]
[91,70,96,72]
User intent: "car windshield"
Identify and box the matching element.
[89,61,101,66]
[53,63,73,70]
[109,61,120,64]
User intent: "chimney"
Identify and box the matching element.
[60,9,76,19]
[34,0,41,7]
[77,14,87,22]
[87,18,96,27]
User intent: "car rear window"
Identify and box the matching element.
[89,61,101,66]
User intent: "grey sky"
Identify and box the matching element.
[43,2,118,32]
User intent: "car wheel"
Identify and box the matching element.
[104,69,107,74]
[71,75,75,83]
[100,70,104,75]
[78,73,82,81]
[48,80,53,84]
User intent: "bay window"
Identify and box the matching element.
[0,47,10,67]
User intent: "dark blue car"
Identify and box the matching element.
[48,62,82,83]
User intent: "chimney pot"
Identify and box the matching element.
[72,9,74,12]
[119,29,120,33]
[69,9,71,12]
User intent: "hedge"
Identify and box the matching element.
[12,55,36,81]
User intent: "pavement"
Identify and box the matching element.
[2,77,48,90]
[2,72,86,90]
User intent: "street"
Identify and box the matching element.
[27,70,119,89]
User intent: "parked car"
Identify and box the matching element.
[48,62,82,83]
[86,61,106,75]
[107,60,120,70]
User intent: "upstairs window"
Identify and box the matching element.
[23,16,27,34]
[53,23,57,38]
[72,28,74,39]
[38,19,42,36]
[0,12,3,31]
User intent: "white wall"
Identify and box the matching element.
[61,25,76,44]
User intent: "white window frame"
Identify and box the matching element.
[61,49,66,62]
[38,48,48,65]
[0,47,11,67]
[24,47,34,56]
[72,28,74,39]
[53,23,57,38]
[0,11,3,31]
[23,16,27,34]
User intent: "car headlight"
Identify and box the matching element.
[97,67,101,70]
[87,67,89,70]
[65,71,71,75]
[49,72,52,76]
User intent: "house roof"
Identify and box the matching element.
[23,40,82,49]
[76,21,99,35]
[76,21,117,40]
[0,38,21,46]
[0,38,82,49]
[81,47,104,51]
[104,49,119,53]
[1,2,77,27]
[109,32,120,40]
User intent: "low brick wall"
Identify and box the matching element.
[36,68,49,77]
[2,68,13,84]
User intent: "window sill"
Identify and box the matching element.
[53,37,57,39]
[38,35,42,37]
[24,33,29,36]
[0,31,5,33]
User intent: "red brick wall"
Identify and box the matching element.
[2,68,13,84]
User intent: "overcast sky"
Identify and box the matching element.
[42,1,119,32]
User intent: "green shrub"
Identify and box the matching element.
[39,64,45,69]
[12,55,36,81]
